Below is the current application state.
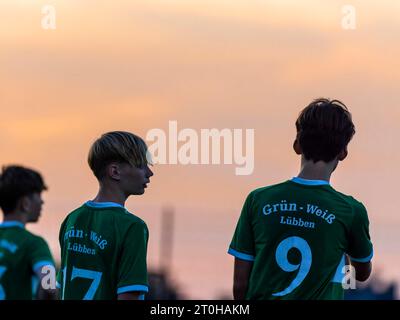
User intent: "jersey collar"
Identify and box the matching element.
[0,221,25,229]
[85,201,125,209]
[291,177,330,186]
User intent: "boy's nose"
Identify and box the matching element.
[147,166,154,177]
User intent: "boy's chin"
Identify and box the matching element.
[28,216,40,223]
[131,189,145,195]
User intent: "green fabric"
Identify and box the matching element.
[229,180,373,300]
[58,203,149,300]
[0,223,54,300]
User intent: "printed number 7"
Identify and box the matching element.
[63,266,102,300]
[272,236,312,297]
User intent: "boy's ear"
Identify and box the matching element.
[107,163,121,181]
[18,196,31,213]
[293,139,302,155]
[338,148,348,161]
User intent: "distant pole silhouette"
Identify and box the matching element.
[160,206,174,274]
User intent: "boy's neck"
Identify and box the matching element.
[297,157,338,182]
[2,212,27,225]
[93,184,127,207]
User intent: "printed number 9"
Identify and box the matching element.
[272,236,312,297]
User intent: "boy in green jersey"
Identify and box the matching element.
[0,165,57,300]
[228,98,373,300]
[57,131,153,300]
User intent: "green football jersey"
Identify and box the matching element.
[0,221,55,300]
[228,177,373,300]
[57,201,149,300]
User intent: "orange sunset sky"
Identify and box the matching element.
[1,0,400,298]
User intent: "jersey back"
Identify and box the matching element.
[58,202,149,300]
[0,222,55,300]
[229,178,373,299]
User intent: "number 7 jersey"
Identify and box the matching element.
[57,201,149,300]
[228,177,373,300]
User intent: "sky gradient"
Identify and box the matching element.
[1,0,399,298]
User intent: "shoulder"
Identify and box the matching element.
[64,204,88,219]
[106,208,148,235]
[24,231,51,251]
[30,233,48,244]
[329,188,368,218]
[123,212,148,231]
[61,204,87,223]
[118,212,148,245]
[21,228,41,241]
[248,181,292,200]
[23,233,54,270]
[330,188,366,209]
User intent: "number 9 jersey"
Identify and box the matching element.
[57,201,149,300]
[228,177,373,300]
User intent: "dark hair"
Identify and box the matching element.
[0,165,47,214]
[295,98,356,162]
[88,131,150,180]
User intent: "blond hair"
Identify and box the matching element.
[88,131,150,179]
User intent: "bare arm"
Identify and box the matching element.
[35,270,58,300]
[351,260,372,282]
[233,258,253,300]
[345,254,372,282]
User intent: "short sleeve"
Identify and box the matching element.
[228,192,256,261]
[117,222,149,295]
[347,202,373,263]
[29,236,55,273]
